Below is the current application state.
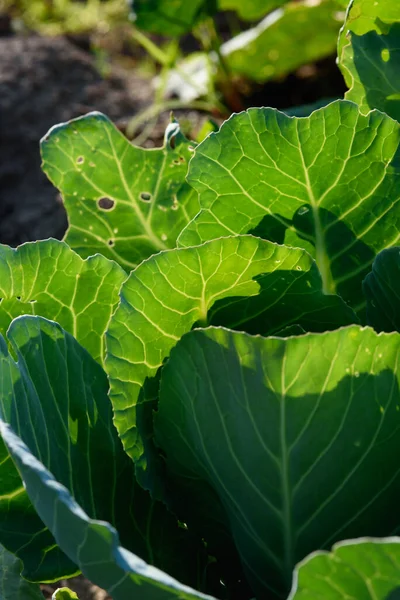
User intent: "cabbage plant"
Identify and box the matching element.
[2,1,400,599]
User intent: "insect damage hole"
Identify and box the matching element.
[76,156,84,164]
[140,192,152,202]
[98,197,115,210]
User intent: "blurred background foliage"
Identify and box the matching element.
[0,0,128,35]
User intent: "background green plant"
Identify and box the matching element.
[2,0,400,599]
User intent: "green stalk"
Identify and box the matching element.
[130,27,171,66]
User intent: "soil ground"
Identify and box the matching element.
[0,34,154,246]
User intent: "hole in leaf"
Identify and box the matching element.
[381,48,390,62]
[16,296,21,300]
[140,192,152,202]
[76,156,84,164]
[98,197,115,210]
[169,135,176,150]
[108,239,115,246]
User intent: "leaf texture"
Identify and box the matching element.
[0,317,208,587]
[179,100,400,313]
[41,114,199,269]
[363,247,400,333]
[155,325,400,597]
[0,239,126,365]
[0,544,43,600]
[105,235,356,488]
[0,423,217,600]
[289,537,400,599]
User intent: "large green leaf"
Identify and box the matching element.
[130,0,216,36]
[0,239,125,579]
[222,0,344,83]
[41,114,199,269]
[179,100,400,313]
[289,537,400,599]
[0,239,125,365]
[338,0,400,120]
[155,325,400,598]
[0,544,43,600]
[106,235,356,486]
[0,422,217,600]
[0,317,209,588]
[363,247,400,334]
[218,0,285,21]
[340,0,400,38]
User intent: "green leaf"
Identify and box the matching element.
[156,324,400,598]
[0,317,208,587]
[218,0,285,21]
[363,247,400,333]
[338,0,400,120]
[288,537,400,599]
[130,0,216,36]
[41,114,199,269]
[0,239,126,366]
[0,239,124,580]
[339,0,400,47]
[106,235,357,487]
[0,544,43,600]
[179,100,400,313]
[222,0,344,83]
[52,589,79,600]
[0,423,217,600]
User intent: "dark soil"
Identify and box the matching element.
[0,34,153,246]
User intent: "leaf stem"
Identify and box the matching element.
[126,99,224,140]
[130,27,171,66]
